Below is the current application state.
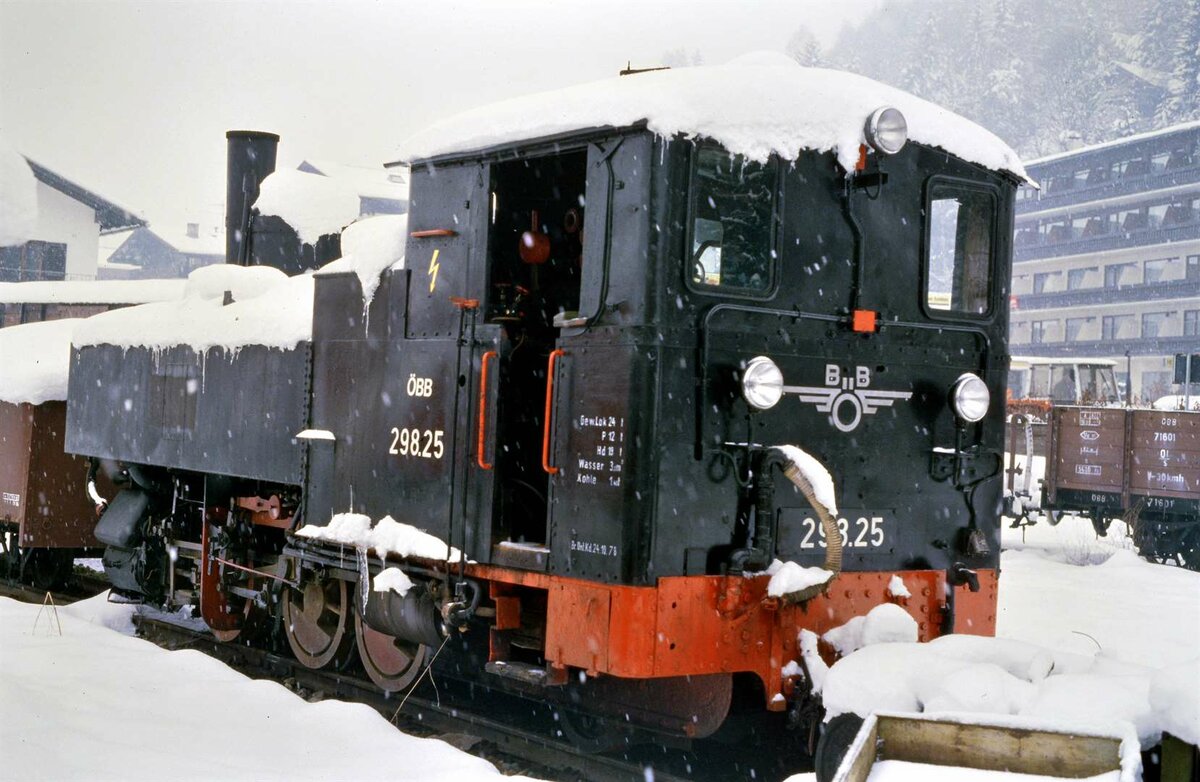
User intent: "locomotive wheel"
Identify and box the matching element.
[813,713,864,782]
[555,708,623,754]
[282,578,356,670]
[353,610,428,692]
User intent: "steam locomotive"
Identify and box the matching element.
[48,56,1027,772]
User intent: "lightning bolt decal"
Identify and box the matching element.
[427,249,441,293]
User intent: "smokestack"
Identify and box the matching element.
[225,130,280,265]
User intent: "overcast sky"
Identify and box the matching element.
[1,0,885,242]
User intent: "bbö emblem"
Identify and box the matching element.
[785,364,912,433]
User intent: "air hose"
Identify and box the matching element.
[776,449,843,574]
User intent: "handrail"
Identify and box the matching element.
[477,350,498,470]
[542,349,566,474]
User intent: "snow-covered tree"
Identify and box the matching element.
[786,28,824,67]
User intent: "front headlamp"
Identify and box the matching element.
[951,373,990,423]
[864,107,908,155]
[741,356,784,411]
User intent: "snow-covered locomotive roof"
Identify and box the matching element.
[396,52,1028,182]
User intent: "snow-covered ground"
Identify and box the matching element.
[0,594,541,782]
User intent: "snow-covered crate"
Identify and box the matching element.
[831,712,1129,782]
[65,343,311,485]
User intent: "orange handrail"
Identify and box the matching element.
[477,351,498,470]
[542,349,566,475]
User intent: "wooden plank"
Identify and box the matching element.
[874,715,1122,778]
[839,716,879,782]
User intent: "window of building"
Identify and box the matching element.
[1149,203,1170,229]
[1067,267,1095,290]
[1102,314,1135,340]
[925,182,995,315]
[0,241,67,282]
[1188,255,1199,281]
[1185,310,1199,337]
[1031,320,1054,344]
[1118,207,1147,232]
[1065,317,1090,341]
[688,147,778,294]
[1033,271,1056,294]
[1141,311,1171,338]
[1144,258,1173,284]
[1151,152,1171,175]
[1105,264,1132,288]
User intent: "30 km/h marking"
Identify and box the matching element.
[427,249,440,293]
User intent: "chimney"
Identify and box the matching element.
[225,130,280,265]
[186,222,199,239]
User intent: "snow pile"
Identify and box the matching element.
[1150,660,1200,744]
[765,559,835,599]
[76,264,314,352]
[254,168,363,245]
[0,279,187,304]
[0,318,81,404]
[1152,395,1200,411]
[63,590,138,635]
[0,595,541,781]
[998,548,1198,667]
[824,640,1126,738]
[0,136,37,247]
[296,512,463,563]
[182,263,287,300]
[398,52,1027,181]
[373,567,414,597]
[822,630,1196,753]
[774,444,838,516]
[316,214,407,305]
[822,603,918,657]
[887,575,912,599]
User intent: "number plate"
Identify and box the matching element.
[777,509,892,558]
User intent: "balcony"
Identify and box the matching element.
[1009,335,1200,358]
[1013,221,1200,263]
[1012,278,1200,311]
[1017,165,1200,216]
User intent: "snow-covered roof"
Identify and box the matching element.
[24,159,145,233]
[396,52,1028,181]
[1025,120,1200,168]
[75,265,310,353]
[161,226,224,257]
[299,158,408,200]
[0,136,37,247]
[0,278,187,304]
[0,317,80,404]
[75,215,406,352]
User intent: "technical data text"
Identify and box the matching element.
[574,414,626,488]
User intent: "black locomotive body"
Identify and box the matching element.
[61,65,1025,760]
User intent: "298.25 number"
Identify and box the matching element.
[389,427,444,459]
[800,516,885,549]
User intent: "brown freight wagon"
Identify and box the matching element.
[0,399,105,588]
[1044,405,1200,570]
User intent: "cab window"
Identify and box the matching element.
[925,182,995,315]
[688,147,777,294]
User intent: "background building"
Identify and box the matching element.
[1010,121,1200,402]
[0,159,144,283]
